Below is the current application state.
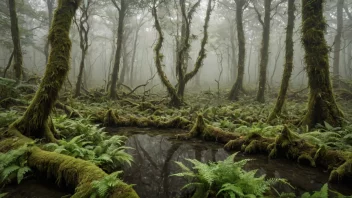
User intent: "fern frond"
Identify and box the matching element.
[17,166,31,184]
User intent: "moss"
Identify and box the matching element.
[329,158,352,182]
[177,114,239,143]
[28,147,139,198]
[298,153,316,167]
[11,0,82,141]
[301,0,344,128]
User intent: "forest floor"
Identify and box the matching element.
[1,77,352,197]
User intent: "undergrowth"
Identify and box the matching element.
[89,171,131,198]
[172,152,293,198]
[45,116,133,172]
[0,145,32,186]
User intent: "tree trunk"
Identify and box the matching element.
[230,23,237,82]
[44,0,54,65]
[152,1,182,107]
[129,26,140,87]
[228,0,246,101]
[8,0,23,81]
[301,0,344,128]
[11,0,81,141]
[75,3,90,97]
[3,50,14,78]
[109,0,126,99]
[268,0,295,122]
[332,0,344,87]
[256,0,271,103]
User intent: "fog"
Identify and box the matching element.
[1,0,351,93]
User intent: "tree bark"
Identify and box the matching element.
[301,0,344,128]
[74,2,90,97]
[332,0,344,87]
[44,0,54,65]
[256,0,271,103]
[11,0,82,141]
[109,0,126,99]
[8,0,23,81]
[3,50,14,78]
[228,0,246,101]
[268,0,295,122]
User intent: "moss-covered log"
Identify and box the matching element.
[28,147,139,198]
[301,0,344,128]
[224,126,352,182]
[103,109,191,130]
[10,0,81,141]
[177,114,239,143]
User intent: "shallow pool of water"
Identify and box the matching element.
[112,127,352,198]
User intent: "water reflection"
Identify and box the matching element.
[119,129,352,198]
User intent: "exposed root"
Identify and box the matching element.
[0,131,139,198]
[55,102,81,118]
[177,114,239,143]
[29,147,138,198]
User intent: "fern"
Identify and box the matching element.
[89,171,128,198]
[301,184,328,198]
[0,192,7,198]
[172,152,292,197]
[0,145,31,186]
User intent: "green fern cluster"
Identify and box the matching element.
[300,122,352,151]
[43,128,133,172]
[301,183,351,198]
[0,145,31,186]
[89,171,127,198]
[0,110,19,128]
[172,152,291,198]
[53,116,107,143]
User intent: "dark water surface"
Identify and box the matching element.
[112,127,352,198]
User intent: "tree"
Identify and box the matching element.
[11,0,82,141]
[228,0,247,101]
[44,0,54,65]
[332,0,344,87]
[301,0,344,128]
[254,0,272,103]
[267,0,295,122]
[74,0,92,97]
[8,0,23,81]
[152,0,213,107]
[109,0,127,99]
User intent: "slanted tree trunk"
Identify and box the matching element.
[152,1,182,107]
[3,50,14,78]
[8,0,23,81]
[109,0,127,99]
[228,0,246,101]
[255,0,271,103]
[332,0,344,87]
[74,2,90,97]
[44,0,54,65]
[268,0,295,122]
[152,0,212,107]
[11,0,82,141]
[301,0,344,128]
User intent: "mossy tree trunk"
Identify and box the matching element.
[44,0,54,65]
[268,0,295,122]
[11,0,82,141]
[75,1,90,97]
[301,0,344,128]
[332,0,344,87]
[255,0,271,103]
[3,50,14,78]
[8,0,23,81]
[109,0,127,99]
[152,1,182,107]
[152,0,212,107]
[228,0,246,101]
